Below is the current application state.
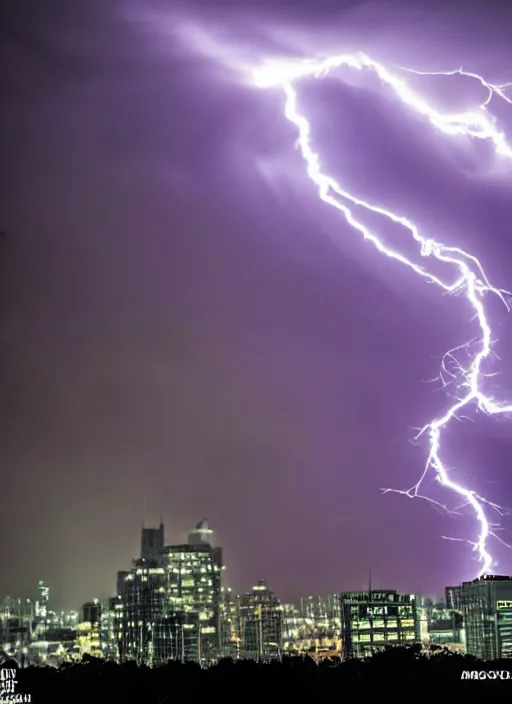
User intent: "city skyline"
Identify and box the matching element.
[3,0,512,610]
[0,516,453,611]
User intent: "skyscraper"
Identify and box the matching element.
[240,581,282,659]
[36,581,49,621]
[460,574,512,659]
[219,588,242,658]
[140,520,165,564]
[161,520,222,662]
[118,559,169,666]
[82,600,102,626]
[115,519,223,664]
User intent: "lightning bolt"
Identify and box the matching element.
[252,52,512,576]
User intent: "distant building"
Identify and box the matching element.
[116,571,130,599]
[141,520,165,564]
[115,519,223,665]
[240,581,282,659]
[74,621,102,659]
[162,520,223,662]
[82,600,102,626]
[445,586,463,612]
[117,559,168,666]
[0,597,34,653]
[300,594,341,624]
[219,588,242,658]
[103,596,123,659]
[426,602,463,647]
[460,574,512,659]
[282,601,342,659]
[36,581,49,622]
[340,589,420,659]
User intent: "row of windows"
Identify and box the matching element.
[353,632,416,642]
[349,605,414,617]
[349,619,414,628]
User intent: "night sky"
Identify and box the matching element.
[2,0,512,610]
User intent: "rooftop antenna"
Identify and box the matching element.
[369,568,372,598]
[143,493,148,529]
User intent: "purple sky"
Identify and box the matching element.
[2,0,512,610]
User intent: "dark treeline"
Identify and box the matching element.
[4,646,509,703]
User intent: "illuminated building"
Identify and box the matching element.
[0,597,34,657]
[103,596,122,659]
[36,581,49,623]
[219,588,242,658]
[161,520,223,662]
[117,559,169,666]
[340,590,420,659]
[459,575,512,660]
[115,519,222,665]
[240,581,282,659]
[445,585,463,612]
[282,602,342,659]
[300,594,340,624]
[75,621,102,658]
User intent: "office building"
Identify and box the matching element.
[460,574,512,660]
[219,587,242,658]
[141,520,165,564]
[36,580,49,622]
[117,558,170,666]
[425,602,463,648]
[82,600,102,626]
[445,586,463,612]
[240,580,282,659]
[162,520,223,662]
[340,589,420,659]
[115,519,223,664]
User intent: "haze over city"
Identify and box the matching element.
[2,0,512,610]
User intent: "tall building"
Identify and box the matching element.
[82,600,102,626]
[115,519,223,665]
[162,520,223,662]
[0,597,34,653]
[240,581,282,659]
[118,559,170,666]
[445,586,463,612]
[36,581,49,621]
[141,520,165,564]
[460,574,512,660]
[340,589,419,659]
[101,598,121,659]
[219,588,242,658]
[299,594,341,627]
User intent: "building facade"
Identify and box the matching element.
[162,522,222,663]
[115,520,222,665]
[219,588,242,658]
[460,574,512,660]
[340,589,419,659]
[141,521,165,564]
[240,581,282,659]
[117,559,169,666]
